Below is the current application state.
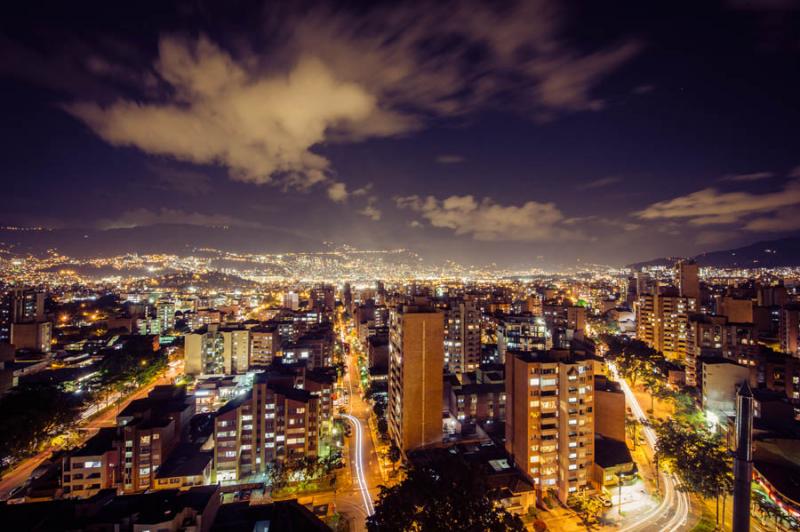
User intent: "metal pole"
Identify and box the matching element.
[733,381,753,532]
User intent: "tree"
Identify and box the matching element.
[376,417,388,436]
[367,450,525,531]
[654,419,733,524]
[387,443,401,464]
[567,491,604,530]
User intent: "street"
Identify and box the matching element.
[609,362,692,532]
[0,361,181,501]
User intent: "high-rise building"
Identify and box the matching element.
[442,299,481,374]
[213,367,333,481]
[779,306,800,358]
[250,325,281,366]
[282,292,300,311]
[1,288,46,345]
[497,314,550,363]
[388,305,444,453]
[686,315,758,386]
[156,300,176,333]
[505,349,595,503]
[309,284,335,312]
[636,287,696,360]
[675,260,700,300]
[185,326,225,376]
[221,328,250,374]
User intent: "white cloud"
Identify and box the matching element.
[327,181,349,203]
[56,3,638,198]
[635,179,800,227]
[67,36,377,190]
[97,208,262,230]
[396,194,580,241]
[358,197,382,221]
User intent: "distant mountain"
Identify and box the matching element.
[628,237,800,269]
[0,224,322,257]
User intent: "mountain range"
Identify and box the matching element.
[628,237,800,269]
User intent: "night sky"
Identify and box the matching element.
[2,0,800,267]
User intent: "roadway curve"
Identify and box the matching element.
[610,363,691,532]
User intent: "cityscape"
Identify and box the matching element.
[2,1,800,532]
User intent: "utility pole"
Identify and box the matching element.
[732,381,754,532]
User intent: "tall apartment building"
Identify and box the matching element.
[213,366,333,481]
[675,259,700,299]
[156,300,176,333]
[310,284,335,312]
[505,349,595,503]
[185,326,225,376]
[442,299,481,374]
[221,328,250,374]
[185,325,250,376]
[685,315,758,386]
[779,306,800,358]
[2,288,49,352]
[497,314,550,363]
[388,305,444,453]
[250,325,281,366]
[636,287,696,360]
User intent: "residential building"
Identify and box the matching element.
[441,298,481,374]
[505,349,595,504]
[388,305,444,453]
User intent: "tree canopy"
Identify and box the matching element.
[367,450,525,532]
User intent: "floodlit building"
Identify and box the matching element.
[505,349,595,504]
[388,305,444,453]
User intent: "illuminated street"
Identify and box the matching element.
[609,362,692,532]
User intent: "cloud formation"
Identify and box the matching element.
[396,194,579,241]
[97,208,262,230]
[67,37,377,190]
[635,179,800,229]
[55,1,638,196]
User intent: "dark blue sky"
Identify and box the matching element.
[1,0,799,267]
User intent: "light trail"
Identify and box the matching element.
[610,362,690,532]
[339,317,375,517]
[341,413,375,516]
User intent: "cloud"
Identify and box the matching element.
[635,179,800,227]
[66,37,378,191]
[744,208,800,232]
[327,182,349,203]
[45,2,638,196]
[97,208,262,230]
[718,171,774,182]
[576,176,622,190]
[358,197,382,221]
[396,194,580,241]
[436,154,465,164]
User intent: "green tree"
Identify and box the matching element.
[567,491,604,530]
[367,450,525,532]
[655,419,733,524]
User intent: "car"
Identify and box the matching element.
[597,495,613,508]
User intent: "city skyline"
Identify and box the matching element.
[2,1,800,267]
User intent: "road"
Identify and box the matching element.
[609,362,692,532]
[0,361,180,501]
[333,318,383,531]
